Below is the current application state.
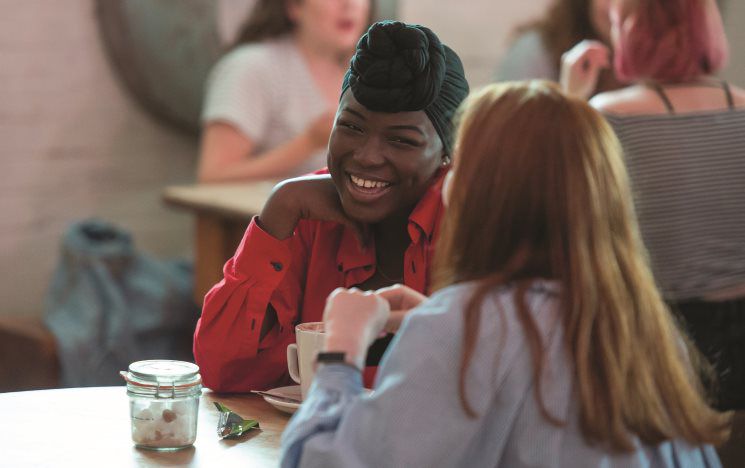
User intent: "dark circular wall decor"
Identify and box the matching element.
[95,0,398,135]
[95,0,223,135]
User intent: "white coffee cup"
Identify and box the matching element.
[287,322,326,400]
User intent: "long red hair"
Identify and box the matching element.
[435,81,730,451]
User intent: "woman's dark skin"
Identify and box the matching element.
[257,91,446,336]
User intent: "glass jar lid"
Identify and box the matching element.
[127,360,200,384]
[121,360,201,398]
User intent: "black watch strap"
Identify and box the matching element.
[316,352,347,364]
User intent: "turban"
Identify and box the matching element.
[341,21,469,154]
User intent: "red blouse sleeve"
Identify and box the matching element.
[193,217,309,392]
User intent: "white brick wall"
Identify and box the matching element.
[0,0,196,316]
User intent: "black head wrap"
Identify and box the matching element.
[341,21,469,154]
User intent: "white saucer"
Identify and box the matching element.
[262,385,302,415]
[262,385,374,415]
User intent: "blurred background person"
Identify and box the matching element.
[198,0,372,183]
[496,0,623,96]
[280,82,730,467]
[562,0,745,412]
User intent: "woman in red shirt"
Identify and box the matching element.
[193,21,470,392]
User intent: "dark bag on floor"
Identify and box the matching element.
[44,219,199,387]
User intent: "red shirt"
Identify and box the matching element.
[193,171,446,392]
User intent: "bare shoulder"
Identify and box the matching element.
[590,81,745,114]
[589,86,666,115]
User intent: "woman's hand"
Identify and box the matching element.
[198,117,334,183]
[322,288,391,369]
[376,284,427,333]
[258,174,367,245]
[560,40,611,100]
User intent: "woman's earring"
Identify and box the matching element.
[442,155,451,166]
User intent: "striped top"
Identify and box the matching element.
[606,109,745,300]
[201,36,328,177]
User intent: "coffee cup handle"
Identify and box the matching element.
[287,343,301,384]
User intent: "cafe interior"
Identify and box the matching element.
[1,0,744,466]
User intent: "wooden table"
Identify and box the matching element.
[0,386,291,467]
[163,183,275,303]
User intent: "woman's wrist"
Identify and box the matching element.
[324,334,366,369]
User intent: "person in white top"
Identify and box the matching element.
[198,0,372,182]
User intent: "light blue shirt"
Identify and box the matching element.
[280,281,721,468]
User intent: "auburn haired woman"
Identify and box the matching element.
[279,82,730,467]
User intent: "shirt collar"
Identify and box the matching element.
[407,167,446,244]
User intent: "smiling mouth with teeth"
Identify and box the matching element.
[349,174,392,190]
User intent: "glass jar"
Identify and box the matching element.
[121,360,202,451]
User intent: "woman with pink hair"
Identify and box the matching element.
[562,0,745,412]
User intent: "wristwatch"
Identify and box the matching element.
[315,351,347,364]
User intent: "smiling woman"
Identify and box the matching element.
[193,21,469,393]
[329,92,443,225]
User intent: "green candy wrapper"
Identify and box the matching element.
[214,402,260,439]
